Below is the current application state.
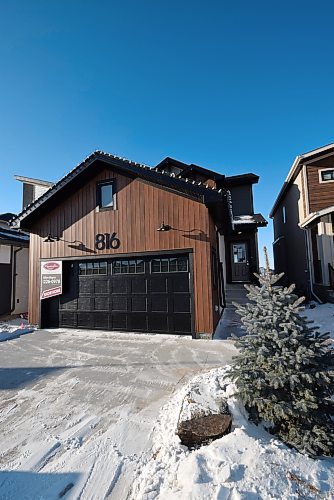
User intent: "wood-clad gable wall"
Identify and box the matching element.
[28,168,218,334]
[307,166,334,213]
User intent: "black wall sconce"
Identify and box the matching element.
[157,222,171,232]
[43,234,60,243]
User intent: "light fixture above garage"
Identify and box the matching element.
[43,234,59,243]
[157,222,171,232]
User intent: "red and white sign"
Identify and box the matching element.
[41,260,62,299]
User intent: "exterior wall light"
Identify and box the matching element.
[44,234,59,243]
[157,222,171,232]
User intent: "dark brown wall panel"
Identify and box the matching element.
[307,166,334,212]
[28,168,218,334]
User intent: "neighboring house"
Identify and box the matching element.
[0,176,53,317]
[0,212,29,315]
[270,143,334,301]
[12,151,266,337]
[15,175,54,209]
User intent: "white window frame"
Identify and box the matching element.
[319,168,334,184]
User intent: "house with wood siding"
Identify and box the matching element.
[12,151,266,337]
[270,143,334,301]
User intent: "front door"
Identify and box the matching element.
[231,242,250,282]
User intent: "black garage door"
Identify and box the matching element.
[58,254,192,334]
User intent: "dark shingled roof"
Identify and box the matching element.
[0,226,29,245]
[12,151,225,229]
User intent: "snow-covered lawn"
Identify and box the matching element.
[304,302,334,340]
[0,328,236,499]
[131,368,334,499]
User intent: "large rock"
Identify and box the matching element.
[176,382,232,448]
[177,413,232,448]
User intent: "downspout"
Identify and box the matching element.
[304,228,322,303]
[10,246,23,313]
[216,227,225,309]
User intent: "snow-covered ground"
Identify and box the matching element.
[304,302,334,340]
[0,317,35,342]
[130,367,334,499]
[0,328,236,499]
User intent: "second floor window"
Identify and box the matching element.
[320,169,334,182]
[97,181,115,209]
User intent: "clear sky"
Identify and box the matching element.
[1,0,334,265]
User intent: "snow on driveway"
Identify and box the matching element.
[0,328,236,500]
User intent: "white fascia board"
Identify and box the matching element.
[299,204,334,228]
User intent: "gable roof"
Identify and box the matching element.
[270,142,334,218]
[12,151,225,229]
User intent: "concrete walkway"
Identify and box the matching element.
[214,283,249,340]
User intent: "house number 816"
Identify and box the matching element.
[95,232,121,250]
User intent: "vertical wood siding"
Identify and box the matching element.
[28,169,218,334]
[307,166,334,212]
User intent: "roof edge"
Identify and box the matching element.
[270,142,334,218]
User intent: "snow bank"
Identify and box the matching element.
[0,318,35,342]
[304,302,334,341]
[130,367,334,499]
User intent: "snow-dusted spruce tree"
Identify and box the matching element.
[229,247,334,457]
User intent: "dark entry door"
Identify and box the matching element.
[231,242,250,282]
[58,255,192,334]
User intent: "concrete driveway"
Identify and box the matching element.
[0,329,236,500]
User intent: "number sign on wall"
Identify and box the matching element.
[95,232,121,251]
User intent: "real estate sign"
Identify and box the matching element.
[40,260,62,299]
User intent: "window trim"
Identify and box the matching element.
[319,168,334,184]
[96,179,116,211]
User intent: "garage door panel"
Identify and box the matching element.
[94,296,109,310]
[78,312,92,328]
[128,314,147,331]
[148,314,168,332]
[170,275,190,292]
[131,296,147,312]
[94,279,109,294]
[149,276,168,293]
[111,314,127,330]
[78,297,91,311]
[111,278,129,294]
[130,277,147,294]
[173,314,192,333]
[150,294,168,312]
[93,313,109,329]
[59,311,77,327]
[60,297,78,310]
[79,280,91,295]
[111,296,127,311]
[58,255,192,335]
[173,295,191,313]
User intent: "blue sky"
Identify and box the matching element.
[1,0,334,264]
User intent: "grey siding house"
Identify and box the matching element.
[270,143,334,301]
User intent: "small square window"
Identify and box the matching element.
[97,181,115,209]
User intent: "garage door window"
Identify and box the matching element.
[151,256,188,273]
[79,261,107,275]
[112,259,145,274]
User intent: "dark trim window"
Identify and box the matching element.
[320,169,334,182]
[97,180,115,209]
[112,259,145,274]
[79,261,107,275]
[151,256,188,273]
